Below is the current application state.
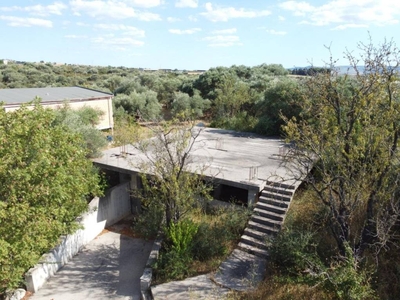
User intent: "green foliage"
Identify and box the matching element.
[113,90,161,121]
[171,90,211,118]
[0,102,102,293]
[210,111,258,133]
[132,204,163,239]
[53,104,107,158]
[270,228,375,299]
[283,39,400,258]
[255,78,302,135]
[166,219,199,257]
[137,120,212,227]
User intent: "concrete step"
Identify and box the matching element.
[247,220,280,235]
[258,197,289,209]
[263,186,294,196]
[254,207,284,221]
[266,180,295,190]
[261,191,291,202]
[240,235,269,250]
[251,215,283,228]
[243,228,273,242]
[238,242,269,259]
[256,202,287,215]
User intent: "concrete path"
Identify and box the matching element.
[212,249,267,291]
[152,275,229,300]
[30,231,153,300]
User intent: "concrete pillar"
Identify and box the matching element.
[247,188,258,207]
[130,173,141,213]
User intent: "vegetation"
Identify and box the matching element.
[153,206,250,282]
[0,62,300,136]
[135,119,212,227]
[53,104,107,158]
[0,102,103,294]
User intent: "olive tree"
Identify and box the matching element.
[0,102,102,294]
[283,38,400,261]
[135,120,212,227]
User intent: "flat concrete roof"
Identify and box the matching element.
[0,86,113,105]
[94,127,299,191]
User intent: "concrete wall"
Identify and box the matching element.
[25,181,131,293]
[4,98,114,130]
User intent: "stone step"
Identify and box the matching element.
[266,180,295,190]
[263,186,294,196]
[256,202,287,215]
[251,215,283,228]
[243,228,273,242]
[260,191,291,202]
[238,242,269,259]
[254,208,284,221]
[258,197,289,209]
[240,235,269,250]
[247,220,280,235]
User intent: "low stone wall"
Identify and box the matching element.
[25,181,131,293]
[140,234,163,300]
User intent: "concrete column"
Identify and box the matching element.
[247,188,258,207]
[130,173,141,213]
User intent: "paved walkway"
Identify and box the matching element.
[30,229,153,300]
[152,250,266,300]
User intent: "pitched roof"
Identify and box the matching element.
[0,86,113,105]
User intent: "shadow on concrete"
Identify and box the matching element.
[213,249,267,291]
[31,225,153,300]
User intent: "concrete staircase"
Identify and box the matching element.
[238,181,296,258]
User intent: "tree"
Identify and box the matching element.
[53,104,107,158]
[0,102,102,293]
[171,90,211,118]
[136,120,212,227]
[214,75,251,118]
[255,78,302,135]
[283,38,400,261]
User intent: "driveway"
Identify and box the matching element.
[30,219,153,300]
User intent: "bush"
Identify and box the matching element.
[270,228,376,299]
[132,204,163,239]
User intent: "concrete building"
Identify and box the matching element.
[93,127,298,206]
[0,86,114,130]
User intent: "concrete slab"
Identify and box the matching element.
[30,231,153,300]
[93,128,297,192]
[213,249,267,291]
[151,274,229,300]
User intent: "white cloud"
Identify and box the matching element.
[188,15,197,22]
[70,0,161,21]
[65,34,88,38]
[212,28,237,34]
[332,23,369,30]
[169,28,201,34]
[265,29,287,35]
[201,2,271,22]
[280,0,400,27]
[202,35,242,47]
[94,23,145,37]
[278,15,285,21]
[175,0,198,8]
[0,15,52,27]
[0,2,67,16]
[92,36,144,46]
[136,12,162,21]
[127,0,163,8]
[167,17,181,22]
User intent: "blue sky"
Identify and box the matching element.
[0,0,399,70]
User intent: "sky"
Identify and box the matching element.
[0,0,399,70]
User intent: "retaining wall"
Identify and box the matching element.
[25,181,131,293]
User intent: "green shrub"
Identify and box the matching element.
[166,219,199,257]
[132,204,163,239]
